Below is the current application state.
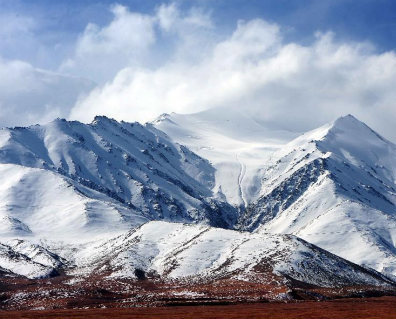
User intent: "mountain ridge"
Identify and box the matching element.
[232,114,396,278]
[0,112,395,310]
[0,115,239,241]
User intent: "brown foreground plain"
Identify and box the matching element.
[0,297,395,319]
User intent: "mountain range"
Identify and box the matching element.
[0,110,395,309]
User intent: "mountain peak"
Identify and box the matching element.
[47,117,68,127]
[273,113,395,180]
[326,114,391,147]
[91,115,119,126]
[151,113,175,125]
[291,114,388,148]
[333,113,358,124]
[331,114,366,131]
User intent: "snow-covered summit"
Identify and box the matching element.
[281,114,395,171]
[238,114,396,278]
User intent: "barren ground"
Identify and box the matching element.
[0,297,395,319]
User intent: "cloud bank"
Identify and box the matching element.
[69,4,396,140]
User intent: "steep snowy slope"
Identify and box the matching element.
[0,241,60,279]
[153,107,298,207]
[241,115,396,278]
[0,163,148,240]
[0,117,237,240]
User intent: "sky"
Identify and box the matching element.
[1,0,396,141]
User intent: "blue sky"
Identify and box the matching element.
[2,0,396,68]
[1,0,396,140]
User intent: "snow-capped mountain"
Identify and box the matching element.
[238,115,396,278]
[0,239,64,279]
[0,112,395,309]
[156,112,396,280]
[0,116,237,241]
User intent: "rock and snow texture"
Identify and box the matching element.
[71,221,391,288]
[240,115,396,278]
[0,113,395,289]
[0,163,146,241]
[0,116,237,241]
[0,239,63,279]
[0,221,390,288]
[153,108,299,207]
[156,112,396,280]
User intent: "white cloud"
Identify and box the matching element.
[60,3,215,83]
[70,19,282,123]
[2,2,396,142]
[0,57,94,128]
[59,4,157,83]
[157,3,213,32]
[70,17,396,141]
[157,2,180,31]
[0,2,216,129]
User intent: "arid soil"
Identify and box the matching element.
[1,272,395,311]
[0,297,395,319]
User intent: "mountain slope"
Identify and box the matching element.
[156,112,396,279]
[241,115,396,278]
[153,108,299,207]
[0,116,237,241]
[1,221,394,310]
[0,221,392,287]
[71,221,392,288]
[0,163,148,240]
